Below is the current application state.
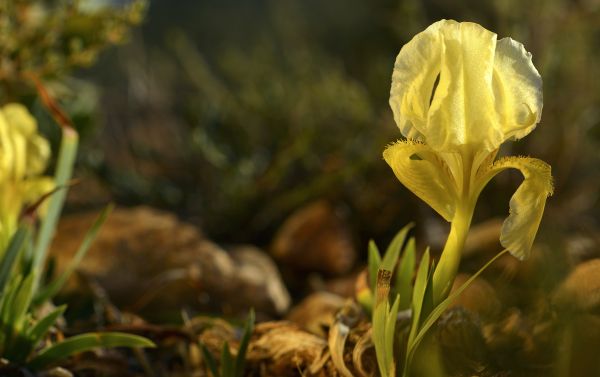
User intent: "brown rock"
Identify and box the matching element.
[463,218,502,257]
[271,201,356,276]
[553,258,600,313]
[450,273,501,319]
[50,206,290,319]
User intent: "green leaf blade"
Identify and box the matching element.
[200,343,220,377]
[27,305,67,346]
[396,237,416,310]
[34,204,113,305]
[381,223,414,271]
[234,309,255,377]
[28,332,155,370]
[0,227,30,293]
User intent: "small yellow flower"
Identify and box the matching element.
[0,104,54,249]
[383,20,553,303]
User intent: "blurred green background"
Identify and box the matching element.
[65,0,598,257]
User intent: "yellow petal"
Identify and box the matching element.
[0,104,51,178]
[427,21,501,152]
[383,140,457,221]
[390,20,543,153]
[493,38,543,141]
[477,157,553,260]
[390,21,443,141]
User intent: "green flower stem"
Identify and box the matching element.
[431,203,474,306]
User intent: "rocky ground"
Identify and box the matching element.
[36,202,600,377]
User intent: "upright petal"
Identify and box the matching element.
[1,104,51,177]
[427,21,501,152]
[476,157,553,260]
[389,21,444,141]
[383,140,457,221]
[493,38,543,142]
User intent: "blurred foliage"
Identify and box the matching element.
[0,0,147,143]
[79,0,599,252]
[0,0,145,94]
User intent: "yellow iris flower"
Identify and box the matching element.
[383,20,553,304]
[0,103,54,250]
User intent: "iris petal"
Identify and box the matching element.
[383,140,457,221]
[389,21,443,141]
[389,20,543,153]
[427,21,500,152]
[493,37,543,141]
[478,156,553,260]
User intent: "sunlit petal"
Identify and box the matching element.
[389,21,444,141]
[477,156,553,260]
[390,20,543,154]
[1,103,51,176]
[383,140,457,221]
[427,21,500,152]
[493,38,543,141]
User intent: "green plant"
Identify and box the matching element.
[0,0,146,91]
[200,309,255,377]
[360,224,509,376]
[0,94,154,370]
[359,20,554,377]
[0,0,155,371]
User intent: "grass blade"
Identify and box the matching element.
[381,223,414,271]
[395,237,416,310]
[368,240,381,293]
[10,273,35,330]
[234,309,255,377]
[407,249,509,365]
[28,332,155,370]
[34,205,113,305]
[32,128,78,284]
[0,226,29,293]
[385,294,400,376]
[406,248,430,357]
[1,275,23,324]
[373,269,394,376]
[27,305,67,346]
[221,341,234,377]
[200,343,220,377]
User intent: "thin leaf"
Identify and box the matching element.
[221,341,234,377]
[407,248,430,357]
[1,274,23,325]
[27,305,67,346]
[10,273,35,331]
[28,332,155,370]
[368,240,382,293]
[32,128,78,285]
[373,269,394,376]
[381,223,414,271]
[395,237,416,310]
[407,249,509,364]
[0,227,29,293]
[200,343,220,377]
[384,294,400,376]
[34,205,113,305]
[234,309,255,377]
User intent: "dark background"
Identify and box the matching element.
[74,0,600,257]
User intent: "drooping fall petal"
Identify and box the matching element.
[478,156,553,260]
[383,140,457,221]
